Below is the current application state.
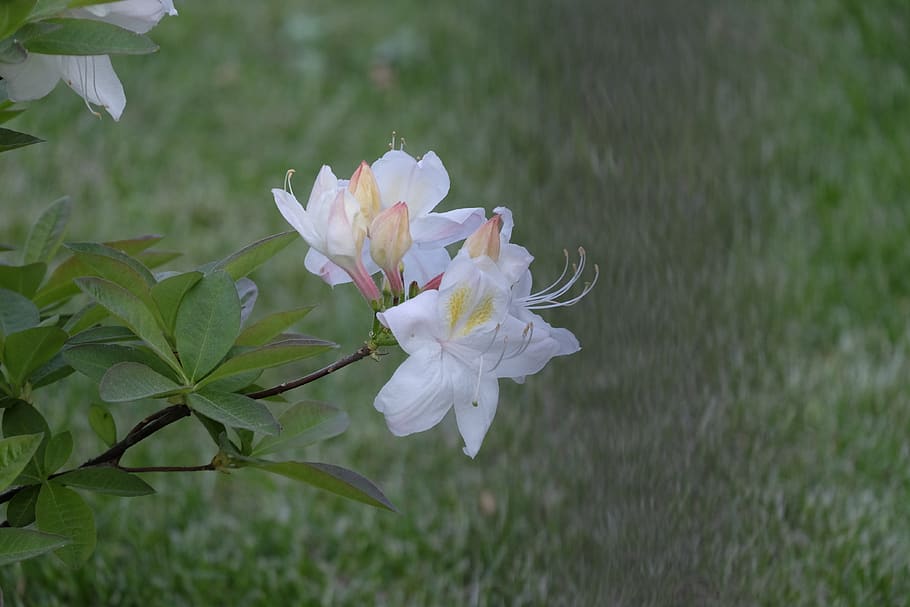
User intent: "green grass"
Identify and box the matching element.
[1,0,908,604]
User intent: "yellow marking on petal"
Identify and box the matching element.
[462,295,494,335]
[446,286,470,332]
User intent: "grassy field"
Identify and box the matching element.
[0,0,907,605]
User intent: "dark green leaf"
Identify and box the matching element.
[193,411,227,448]
[136,249,180,269]
[150,271,202,335]
[0,527,69,566]
[211,231,297,280]
[74,277,182,376]
[252,401,349,457]
[0,287,39,338]
[0,107,26,123]
[0,0,35,41]
[61,304,109,335]
[64,343,176,382]
[7,484,39,526]
[42,431,72,475]
[98,362,183,403]
[0,262,46,297]
[235,428,254,456]
[198,337,335,388]
[56,467,154,497]
[23,18,158,56]
[2,400,48,483]
[187,390,279,435]
[202,368,261,393]
[3,326,67,388]
[29,352,74,388]
[236,277,257,324]
[87,403,115,447]
[236,306,315,347]
[0,127,42,152]
[36,481,96,567]
[0,432,43,492]
[24,197,71,265]
[251,460,395,511]
[68,325,137,345]
[175,271,240,381]
[65,241,156,298]
[34,234,162,307]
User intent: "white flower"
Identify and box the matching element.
[374,254,582,458]
[305,150,485,288]
[273,166,380,302]
[0,0,176,120]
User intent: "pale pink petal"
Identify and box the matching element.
[304,249,351,286]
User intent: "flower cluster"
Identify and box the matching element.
[274,149,596,457]
[0,0,177,121]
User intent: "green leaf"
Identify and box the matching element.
[26,0,70,21]
[201,368,261,393]
[175,271,240,382]
[2,400,49,483]
[29,352,74,388]
[98,362,183,403]
[24,197,71,265]
[0,127,42,152]
[3,326,68,388]
[87,403,116,447]
[64,343,176,382]
[236,306,316,347]
[0,433,43,492]
[251,460,395,511]
[7,484,40,527]
[150,271,202,335]
[56,467,154,497]
[43,431,72,475]
[193,412,227,448]
[136,249,180,269]
[0,528,69,566]
[198,337,335,388]
[0,107,26,124]
[236,277,257,324]
[252,401,349,457]
[68,325,136,345]
[0,0,35,41]
[23,18,158,56]
[0,262,46,297]
[65,242,156,298]
[74,277,182,377]
[34,234,162,307]
[0,287,39,338]
[61,304,109,335]
[188,390,279,435]
[36,481,96,567]
[211,231,297,281]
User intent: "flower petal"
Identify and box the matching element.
[70,0,177,34]
[57,55,125,120]
[304,249,351,285]
[453,374,499,458]
[409,207,486,249]
[273,188,322,247]
[401,246,452,289]
[378,290,443,354]
[372,150,450,217]
[374,347,451,436]
[0,54,61,101]
[490,312,580,381]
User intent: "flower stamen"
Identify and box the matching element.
[521,247,598,310]
[284,169,296,196]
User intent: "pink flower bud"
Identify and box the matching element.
[463,214,502,261]
[370,202,412,295]
[349,161,382,222]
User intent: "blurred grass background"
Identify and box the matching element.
[0,0,908,604]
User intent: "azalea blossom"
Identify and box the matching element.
[273,167,380,303]
[374,241,590,456]
[304,150,485,289]
[0,0,177,120]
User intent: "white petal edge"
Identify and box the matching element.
[56,55,125,120]
[409,207,486,249]
[0,54,61,101]
[453,374,499,458]
[373,347,451,436]
[372,150,450,217]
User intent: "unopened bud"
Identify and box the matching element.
[370,202,412,295]
[463,214,502,261]
[349,161,382,222]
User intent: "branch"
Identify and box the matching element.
[247,343,375,400]
[119,464,214,473]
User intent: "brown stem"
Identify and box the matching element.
[247,343,375,400]
[119,464,214,473]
